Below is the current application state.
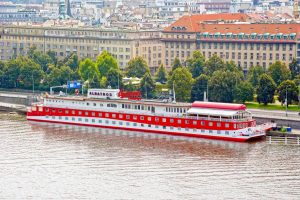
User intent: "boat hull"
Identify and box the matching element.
[26,116,265,142]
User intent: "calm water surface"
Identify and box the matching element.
[0,113,300,199]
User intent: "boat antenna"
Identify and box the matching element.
[173,81,176,103]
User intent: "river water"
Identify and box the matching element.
[0,113,300,199]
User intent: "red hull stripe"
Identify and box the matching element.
[27,118,263,142]
[28,106,256,131]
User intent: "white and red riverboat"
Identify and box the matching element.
[27,88,273,142]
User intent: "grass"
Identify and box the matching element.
[245,102,300,112]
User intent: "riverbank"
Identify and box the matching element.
[246,102,299,112]
[0,102,27,114]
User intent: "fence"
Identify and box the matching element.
[267,136,300,146]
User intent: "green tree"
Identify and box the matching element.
[46,50,58,66]
[60,65,75,83]
[190,74,209,102]
[187,50,205,78]
[28,47,52,72]
[247,65,264,88]
[64,53,79,71]
[204,54,225,76]
[124,81,139,92]
[106,68,123,89]
[18,57,44,89]
[234,82,254,103]
[45,66,63,87]
[91,74,101,88]
[78,58,100,86]
[294,75,300,86]
[168,67,193,102]
[140,72,156,98]
[277,80,299,107]
[155,64,167,83]
[0,61,6,88]
[28,46,37,58]
[171,57,182,72]
[208,70,239,103]
[96,51,119,77]
[225,61,244,80]
[5,57,22,88]
[126,57,150,78]
[256,74,276,105]
[268,61,291,86]
[289,58,300,79]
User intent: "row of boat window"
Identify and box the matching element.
[121,104,155,112]
[46,99,159,112]
[166,107,187,113]
[43,108,250,129]
[46,116,231,135]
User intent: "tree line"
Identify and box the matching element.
[0,47,299,106]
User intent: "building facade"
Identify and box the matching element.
[162,13,300,71]
[0,25,164,73]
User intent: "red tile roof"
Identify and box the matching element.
[164,13,249,32]
[196,23,300,35]
[164,14,300,34]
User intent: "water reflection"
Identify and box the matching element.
[0,115,300,199]
[29,122,251,158]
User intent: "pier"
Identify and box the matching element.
[266,129,300,146]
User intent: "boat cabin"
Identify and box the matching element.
[187,102,252,122]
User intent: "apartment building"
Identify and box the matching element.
[0,25,164,73]
[162,13,300,71]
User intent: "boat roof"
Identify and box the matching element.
[191,101,246,111]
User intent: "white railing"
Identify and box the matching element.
[267,136,300,146]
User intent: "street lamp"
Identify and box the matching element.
[285,85,289,117]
